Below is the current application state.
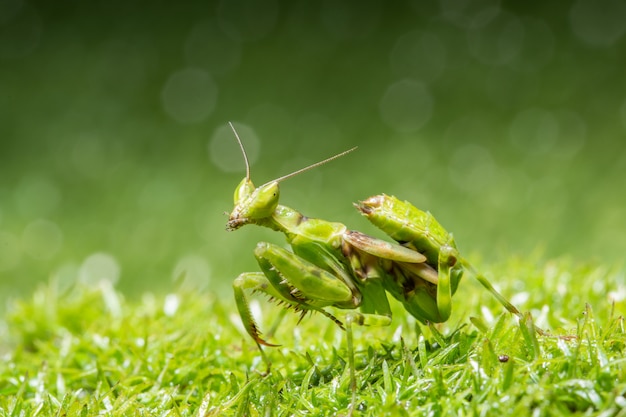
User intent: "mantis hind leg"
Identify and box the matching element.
[460,260,523,319]
[460,260,560,338]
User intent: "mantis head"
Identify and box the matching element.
[225,122,357,231]
[227,177,280,231]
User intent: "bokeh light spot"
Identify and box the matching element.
[379,79,433,133]
[79,252,121,285]
[569,0,626,47]
[14,175,61,218]
[184,19,242,75]
[209,122,260,173]
[509,108,559,155]
[390,31,447,83]
[22,219,63,260]
[163,294,180,316]
[217,0,279,42]
[0,231,21,272]
[161,68,218,124]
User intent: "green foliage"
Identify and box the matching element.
[1,259,625,416]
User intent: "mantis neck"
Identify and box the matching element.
[259,204,348,250]
[257,204,306,238]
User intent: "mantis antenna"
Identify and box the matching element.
[267,146,358,185]
[228,121,357,186]
[228,121,250,181]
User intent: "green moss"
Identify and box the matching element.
[1,259,624,416]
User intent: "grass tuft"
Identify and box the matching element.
[1,258,625,416]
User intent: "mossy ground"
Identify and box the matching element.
[1,258,625,416]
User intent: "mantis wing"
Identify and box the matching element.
[343,230,427,263]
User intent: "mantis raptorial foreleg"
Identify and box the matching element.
[234,243,352,346]
[435,243,457,321]
[234,240,397,413]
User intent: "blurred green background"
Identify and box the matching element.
[1,0,625,307]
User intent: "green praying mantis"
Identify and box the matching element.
[225,122,546,411]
